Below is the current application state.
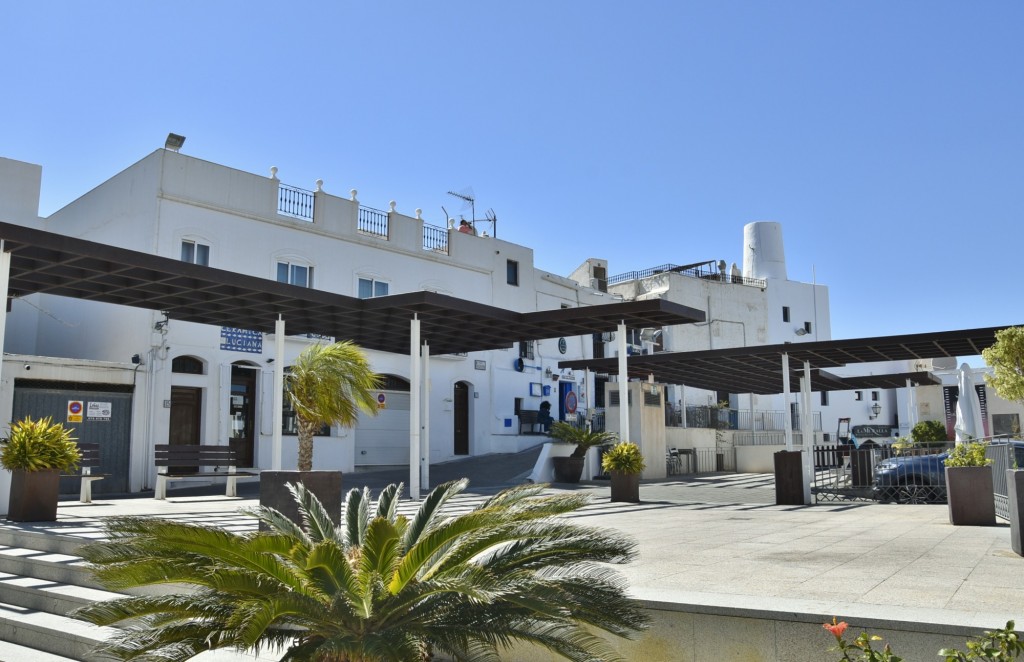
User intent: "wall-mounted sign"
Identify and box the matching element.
[220,327,263,353]
[67,400,83,423]
[87,401,111,421]
[558,338,567,354]
[474,360,487,370]
[377,392,387,410]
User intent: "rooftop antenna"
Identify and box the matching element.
[485,208,497,238]
[447,190,475,228]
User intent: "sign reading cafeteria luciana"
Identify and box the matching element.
[220,327,263,353]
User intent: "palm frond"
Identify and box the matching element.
[402,477,468,549]
[287,481,336,543]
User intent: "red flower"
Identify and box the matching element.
[823,618,849,639]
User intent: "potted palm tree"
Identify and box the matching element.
[74,480,649,661]
[548,421,617,483]
[602,441,646,503]
[1,416,80,522]
[260,341,381,524]
[944,440,996,526]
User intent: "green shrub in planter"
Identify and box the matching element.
[1,416,80,472]
[601,441,646,475]
[944,441,992,468]
[2,416,80,522]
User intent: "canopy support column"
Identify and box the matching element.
[617,321,629,441]
[409,316,421,500]
[272,316,285,470]
[421,340,430,492]
[781,353,793,451]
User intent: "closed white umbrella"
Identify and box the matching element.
[954,363,985,443]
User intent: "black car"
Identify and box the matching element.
[873,441,1024,504]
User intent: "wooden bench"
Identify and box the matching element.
[62,442,108,503]
[519,410,553,434]
[154,444,257,500]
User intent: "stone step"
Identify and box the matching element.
[0,601,115,661]
[0,527,90,557]
[0,639,79,662]
[0,546,101,590]
[0,570,118,615]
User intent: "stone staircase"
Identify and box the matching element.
[0,526,119,661]
[0,524,283,662]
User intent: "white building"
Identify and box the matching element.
[0,147,629,509]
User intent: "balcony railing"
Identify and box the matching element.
[608,261,766,288]
[358,206,389,238]
[423,223,448,254]
[669,405,821,432]
[278,183,315,221]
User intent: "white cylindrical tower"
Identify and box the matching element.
[742,221,787,281]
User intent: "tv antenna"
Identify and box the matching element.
[485,208,497,238]
[447,190,475,228]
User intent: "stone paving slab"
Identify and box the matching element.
[4,454,1023,640]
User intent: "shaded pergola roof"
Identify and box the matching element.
[559,327,1011,394]
[0,222,705,355]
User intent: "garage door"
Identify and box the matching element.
[13,380,133,494]
[356,391,410,466]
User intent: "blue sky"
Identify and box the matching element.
[2,2,1021,350]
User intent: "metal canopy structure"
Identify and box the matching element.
[0,221,705,355]
[558,326,1011,394]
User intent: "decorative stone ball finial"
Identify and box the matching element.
[389,200,397,212]
[350,189,358,202]
[415,208,422,219]
[270,166,278,180]
[315,179,323,192]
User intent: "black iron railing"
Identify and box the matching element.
[608,261,766,288]
[423,223,448,254]
[278,183,315,221]
[358,206,388,237]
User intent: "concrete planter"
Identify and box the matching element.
[259,470,343,529]
[1008,470,1024,556]
[609,471,640,503]
[551,456,585,483]
[7,469,61,522]
[945,466,995,526]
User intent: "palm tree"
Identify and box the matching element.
[548,421,618,458]
[287,341,381,471]
[74,480,648,662]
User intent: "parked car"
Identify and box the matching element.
[873,441,1024,504]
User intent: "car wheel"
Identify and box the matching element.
[895,481,933,504]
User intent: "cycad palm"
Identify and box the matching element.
[286,341,381,471]
[74,480,648,662]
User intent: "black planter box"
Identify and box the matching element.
[7,469,61,522]
[259,470,343,529]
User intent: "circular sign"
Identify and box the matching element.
[558,337,567,354]
[69,401,83,415]
[564,390,578,414]
[377,393,387,405]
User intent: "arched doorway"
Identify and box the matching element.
[454,381,471,455]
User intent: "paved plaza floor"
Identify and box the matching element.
[4,446,1024,658]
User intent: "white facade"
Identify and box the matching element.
[0,150,609,510]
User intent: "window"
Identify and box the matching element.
[181,240,209,266]
[358,277,389,299]
[855,391,863,401]
[277,261,313,287]
[171,355,204,374]
[782,306,790,323]
[804,321,812,334]
[820,391,829,406]
[871,391,880,401]
[507,259,519,286]
[519,340,535,360]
